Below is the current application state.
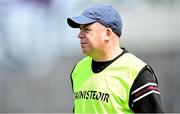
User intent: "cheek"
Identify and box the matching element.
[87,32,104,47]
[91,37,104,49]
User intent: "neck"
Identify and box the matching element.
[92,47,123,62]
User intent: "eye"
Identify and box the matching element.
[84,28,91,31]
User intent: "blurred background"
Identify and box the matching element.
[0,0,180,113]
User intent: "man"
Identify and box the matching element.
[67,4,163,113]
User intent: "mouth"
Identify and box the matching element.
[80,42,87,46]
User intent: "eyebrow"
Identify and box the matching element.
[80,23,93,29]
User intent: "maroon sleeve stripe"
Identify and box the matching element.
[131,82,160,104]
[131,82,157,95]
[134,86,159,98]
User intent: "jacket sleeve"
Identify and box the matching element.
[129,65,163,113]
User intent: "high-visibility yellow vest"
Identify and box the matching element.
[71,53,146,114]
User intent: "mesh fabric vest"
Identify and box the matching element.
[71,53,146,114]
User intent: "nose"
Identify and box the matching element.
[78,30,84,39]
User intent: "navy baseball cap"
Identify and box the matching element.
[67,4,123,37]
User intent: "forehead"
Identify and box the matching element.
[80,22,106,29]
[80,23,93,28]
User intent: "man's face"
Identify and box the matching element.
[78,22,107,56]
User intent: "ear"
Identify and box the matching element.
[104,28,112,40]
[104,36,109,41]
